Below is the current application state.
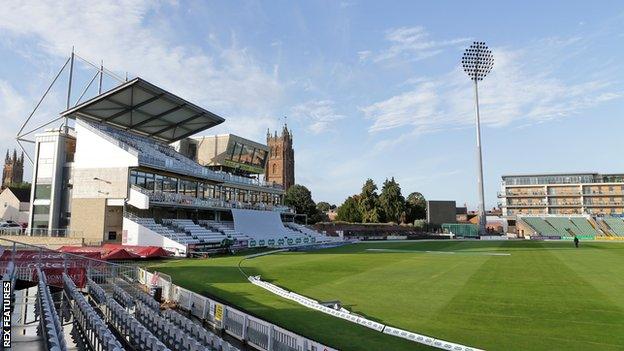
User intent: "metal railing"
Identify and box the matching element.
[132,185,293,213]
[0,228,83,238]
[1,236,338,351]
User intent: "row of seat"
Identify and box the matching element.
[112,283,135,308]
[89,120,276,191]
[105,296,170,351]
[37,268,66,351]
[136,301,238,351]
[87,278,108,305]
[116,279,161,311]
[162,308,230,349]
[62,274,125,351]
[163,219,225,244]
[134,218,201,245]
[603,217,624,236]
[199,220,249,241]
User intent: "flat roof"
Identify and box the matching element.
[60,78,225,143]
[501,172,599,178]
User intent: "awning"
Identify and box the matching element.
[102,248,140,261]
[102,244,171,258]
[60,78,225,143]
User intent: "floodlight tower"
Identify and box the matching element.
[461,41,494,235]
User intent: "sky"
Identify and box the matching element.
[0,1,623,208]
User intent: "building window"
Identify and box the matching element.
[33,205,50,215]
[272,163,277,174]
[35,184,51,199]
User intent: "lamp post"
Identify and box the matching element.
[461,41,494,235]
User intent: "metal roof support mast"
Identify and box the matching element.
[15,48,127,164]
[65,47,75,132]
[461,41,494,235]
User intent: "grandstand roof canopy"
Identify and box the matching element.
[60,78,225,143]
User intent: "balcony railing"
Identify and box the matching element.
[131,185,293,213]
[498,191,546,197]
[0,228,81,237]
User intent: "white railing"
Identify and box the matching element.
[138,268,338,351]
[0,236,339,351]
[248,276,484,351]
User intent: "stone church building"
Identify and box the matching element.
[265,124,295,191]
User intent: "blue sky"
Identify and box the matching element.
[0,1,623,208]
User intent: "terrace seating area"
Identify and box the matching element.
[522,217,568,236]
[286,222,340,243]
[74,272,242,351]
[199,220,250,241]
[37,268,66,351]
[545,217,582,237]
[105,296,169,351]
[521,216,603,237]
[63,273,125,351]
[128,213,338,250]
[162,219,225,244]
[570,217,599,235]
[603,217,624,236]
[133,218,200,245]
[84,119,281,190]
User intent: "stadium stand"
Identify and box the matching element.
[133,217,200,245]
[63,273,125,351]
[519,216,605,237]
[570,217,599,235]
[545,217,582,237]
[84,119,277,190]
[104,296,170,351]
[199,220,250,242]
[162,219,226,244]
[37,268,66,351]
[522,217,560,236]
[603,217,624,236]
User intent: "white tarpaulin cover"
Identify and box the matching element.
[232,209,287,239]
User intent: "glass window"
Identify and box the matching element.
[230,142,244,162]
[33,205,50,215]
[253,149,267,167]
[240,144,255,165]
[35,184,51,199]
[154,175,163,192]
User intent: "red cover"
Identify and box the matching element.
[101,248,140,260]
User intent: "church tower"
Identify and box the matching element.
[265,124,295,191]
[2,149,24,189]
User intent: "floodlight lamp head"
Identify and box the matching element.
[461,41,494,81]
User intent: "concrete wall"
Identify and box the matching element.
[0,235,84,249]
[123,217,186,256]
[74,120,138,169]
[70,198,106,244]
[72,167,129,199]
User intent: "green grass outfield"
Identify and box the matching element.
[146,240,624,351]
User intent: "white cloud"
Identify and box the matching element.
[291,100,346,134]
[0,0,283,141]
[369,26,469,63]
[362,43,623,148]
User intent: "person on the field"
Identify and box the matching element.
[573,235,579,248]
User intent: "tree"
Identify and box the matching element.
[336,195,363,223]
[316,201,332,213]
[358,179,382,223]
[378,177,405,223]
[405,192,427,223]
[284,184,321,223]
